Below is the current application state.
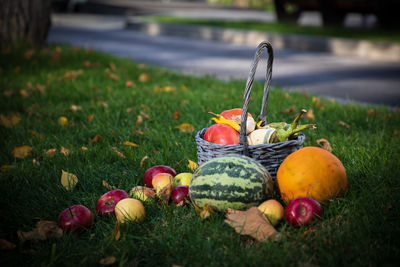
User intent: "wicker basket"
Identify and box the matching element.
[195,41,305,179]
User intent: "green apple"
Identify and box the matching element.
[173,172,192,187]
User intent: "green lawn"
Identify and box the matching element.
[0,45,399,266]
[143,15,400,43]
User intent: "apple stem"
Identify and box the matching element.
[68,207,74,218]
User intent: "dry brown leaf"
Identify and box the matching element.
[394,129,398,136]
[0,165,16,173]
[131,128,145,135]
[88,114,95,122]
[140,111,150,120]
[12,146,32,158]
[224,207,279,242]
[122,141,138,147]
[188,159,198,173]
[96,101,108,108]
[45,148,57,157]
[112,147,126,158]
[175,123,195,134]
[24,49,35,60]
[316,139,332,152]
[83,60,91,68]
[107,73,119,80]
[171,110,181,119]
[29,130,42,138]
[280,107,296,114]
[90,134,103,144]
[337,121,350,129]
[19,89,30,97]
[69,105,82,112]
[3,90,14,97]
[367,109,377,117]
[0,239,16,250]
[61,170,78,190]
[35,83,46,94]
[64,69,83,80]
[102,180,116,190]
[0,114,21,128]
[304,108,315,121]
[17,220,63,244]
[60,147,70,156]
[138,73,150,82]
[126,107,134,113]
[136,115,143,126]
[81,146,88,151]
[125,80,135,87]
[140,155,149,167]
[312,96,326,110]
[199,203,214,219]
[100,256,116,265]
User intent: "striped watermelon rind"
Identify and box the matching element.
[189,155,273,211]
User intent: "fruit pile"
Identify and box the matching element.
[57,165,192,233]
[203,108,316,145]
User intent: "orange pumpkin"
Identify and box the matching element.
[277,146,347,203]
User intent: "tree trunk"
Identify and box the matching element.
[0,0,52,48]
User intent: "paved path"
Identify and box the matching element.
[48,14,400,107]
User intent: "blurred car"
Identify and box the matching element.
[273,0,399,27]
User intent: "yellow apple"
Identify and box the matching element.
[152,173,173,195]
[258,199,284,226]
[173,172,192,187]
[115,198,145,223]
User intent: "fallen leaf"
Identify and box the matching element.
[32,158,40,166]
[0,114,21,128]
[100,256,116,265]
[24,49,35,60]
[280,107,296,114]
[171,110,181,119]
[96,101,108,108]
[126,80,135,87]
[154,86,161,93]
[58,116,68,126]
[312,96,326,110]
[0,165,16,173]
[12,146,32,158]
[83,60,91,68]
[126,107,134,113]
[175,123,195,133]
[3,90,14,97]
[35,83,46,94]
[19,89,30,97]
[199,203,214,219]
[137,63,147,69]
[384,113,393,120]
[45,148,57,157]
[90,134,103,144]
[114,220,121,241]
[17,220,63,244]
[337,121,350,129]
[102,180,116,190]
[140,111,150,120]
[188,160,198,172]
[367,109,377,117]
[224,207,279,242]
[131,128,145,135]
[64,69,83,80]
[88,114,95,122]
[61,170,78,190]
[60,146,70,156]
[140,155,149,167]
[107,73,119,80]
[29,130,42,138]
[284,92,290,99]
[122,141,138,147]
[136,115,143,126]
[138,73,149,82]
[394,129,398,136]
[81,146,88,151]
[0,239,16,250]
[69,105,82,112]
[109,62,116,71]
[112,147,126,158]
[316,139,332,152]
[163,86,175,92]
[181,85,188,91]
[304,108,315,121]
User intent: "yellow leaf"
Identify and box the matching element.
[122,141,138,147]
[0,114,21,128]
[140,155,149,167]
[138,73,150,82]
[188,159,198,172]
[12,146,32,158]
[112,147,126,158]
[114,221,121,241]
[181,85,188,91]
[0,165,16,173]
[175,123,195,134]
[69,105,82,112]
[163,86,174,92]
[58,116,68,126]
[45,148,57,157]
[60,146,71,156]
[304,108,315,121]
[61,170,78,190]
[81,146,88,151]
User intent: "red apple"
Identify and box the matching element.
[96,189,129,216]
[285,197,323,227]
[143,165,176,188]
[171,185,190,206]
[203,124,240,145]
[58,204,94,233]
[130,186,155,201]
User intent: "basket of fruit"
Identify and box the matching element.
[195,41,315,179]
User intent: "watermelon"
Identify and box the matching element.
[189,155,273,211]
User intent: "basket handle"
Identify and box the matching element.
[239,41,274,156]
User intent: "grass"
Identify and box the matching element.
[142,15,400,43]
[0,45,399,266]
